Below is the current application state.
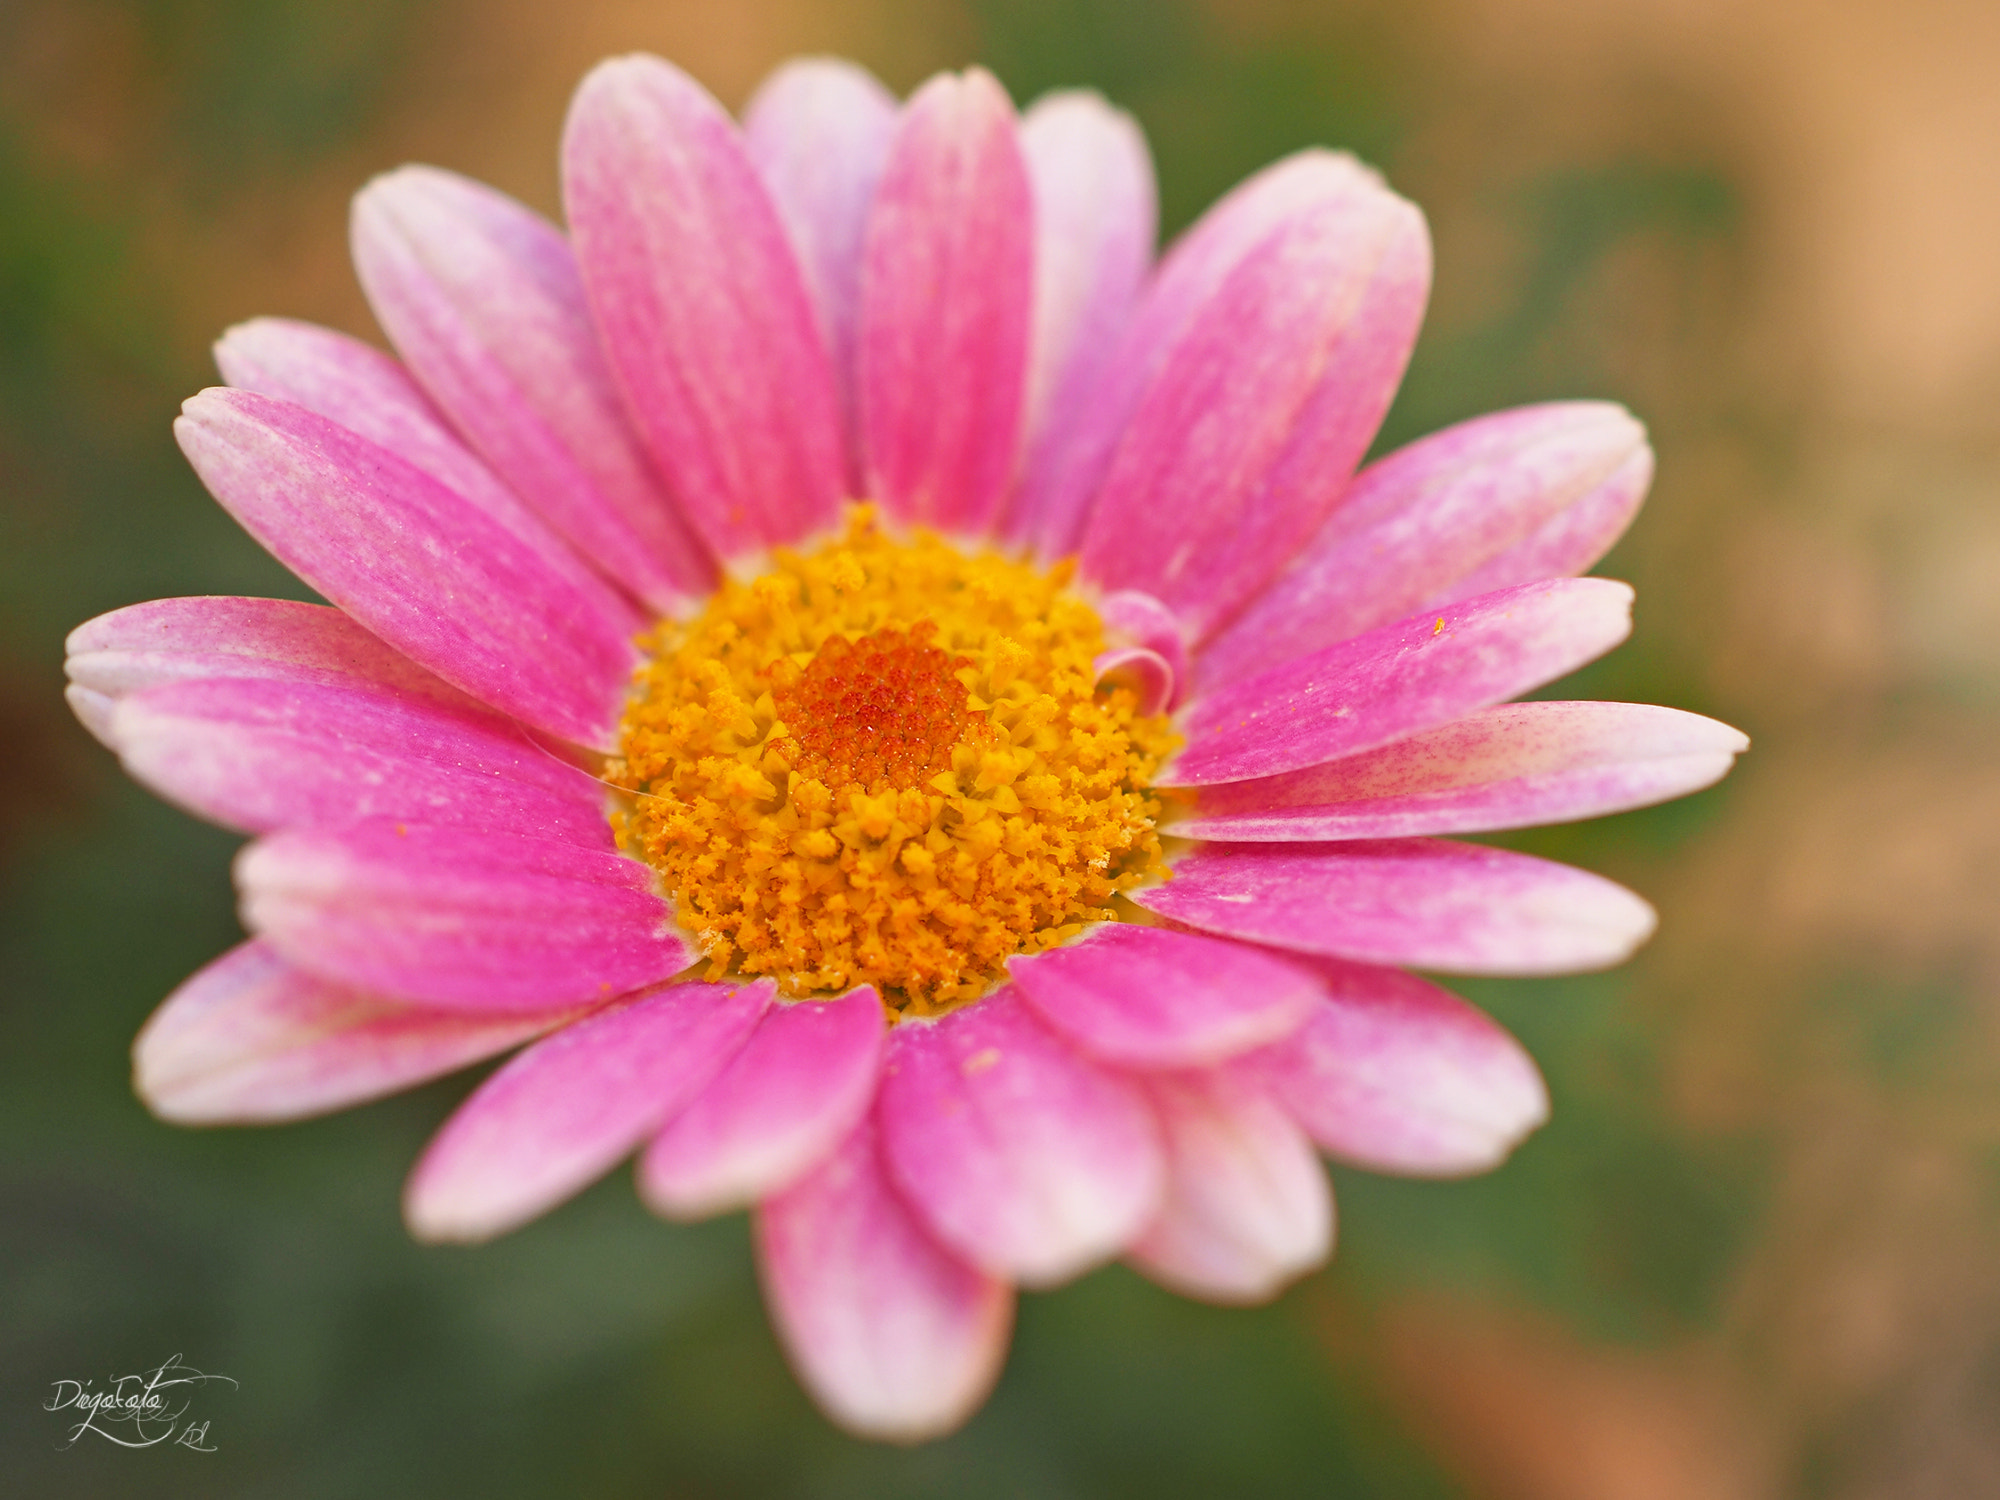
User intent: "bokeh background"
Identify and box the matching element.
[5,0,2000,1494]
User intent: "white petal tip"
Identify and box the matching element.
[401,1191,506,1246]
[798,1304,1014,1445]
[65,684,119,748]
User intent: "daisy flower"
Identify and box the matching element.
[64,54,1746,1441]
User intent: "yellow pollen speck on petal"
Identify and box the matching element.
[1434,616,1445,635]
[610,506,1178,1021]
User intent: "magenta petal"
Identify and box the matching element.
[743,57,897,484]
[404,978,771,1241]
[236,821,692,1010]
[66,597,478,721]
[1447,444,1651,601]
[110,677,612,846]
[1074,151,1431,637]
[1095,588,1190,710]
[1092,646,1174,716]
[1247,959,1548,1176]
[860,69,1034,535]
[135,939,576,1124]
[1198,401,1652,687]
[1170,578,1635,787]
[175,389,637,750]
[756,1116,1013,1442]
[1125,1068,1332,1303]
[563,55,843,559]
[1098,589,1188,666]
[1007,90,1156,555]
[350,167,714,610]
[1135,839,1657,975]
[210,318,618,601]
[1008,924,1318,1069]
[640,988,886,1219]
[877,988,1164,1285]
[1179,701,1747,841]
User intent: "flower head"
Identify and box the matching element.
[66,53,1746,1441]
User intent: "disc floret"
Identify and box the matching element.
[609,508,1176,1016]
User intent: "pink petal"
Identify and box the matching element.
[65,596,479,723]
[1072,151,1431,636]
[1095,588,1190,709]
[756,1116,1012,1442]
[175,389,638,751]
[563,54,843,560]
[405,978,771,1241]
[350,167,714,610]
[65,684,117,748]
[1027,151,1332,542]
[1246,958,1548,1175]
[1007,90,1156,555]
[1125,1068,1332,1302]
[640,988,886,1219]
[109,676,612,846]
[1198,401,1652,687]
[742,57,897,484]
[860,69,1034,535]
[1448,446,1651,600]
[236,820,692,1010]
[134,939,576,1124]
[1007,923,1319,1069]
[877,988,1164,1286]
[1178,701,1748,841]
[211,318,620,609]
[1169,577,1635,787]
[1134,839,1657,975]
[1092,646,1175,716]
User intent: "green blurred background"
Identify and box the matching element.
[5,0,1999,1494]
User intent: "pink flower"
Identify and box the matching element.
[64,54,1745,1441]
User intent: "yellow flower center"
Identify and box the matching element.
[608,507,1176,1019]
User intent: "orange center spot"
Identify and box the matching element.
[772,623,987,793]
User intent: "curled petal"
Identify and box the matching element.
[405,979,771,1242]
[757,1115,1013,1443]
[1133,839,1658,976]
[350,166,714,610]
[640,987,886,1219]
[877,989,1164,1285]
[1096,588,1189,708]
[861,68,1034,535]
[135,940,575,1124]
[1199,401,1651,686]
[1178,701,1747,841]
[1126,1068,1333,1302]
[1092,646,1174,716]
[1247,959,1549,1176]
[1170,578,1635,787]
[563,54,844,559]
